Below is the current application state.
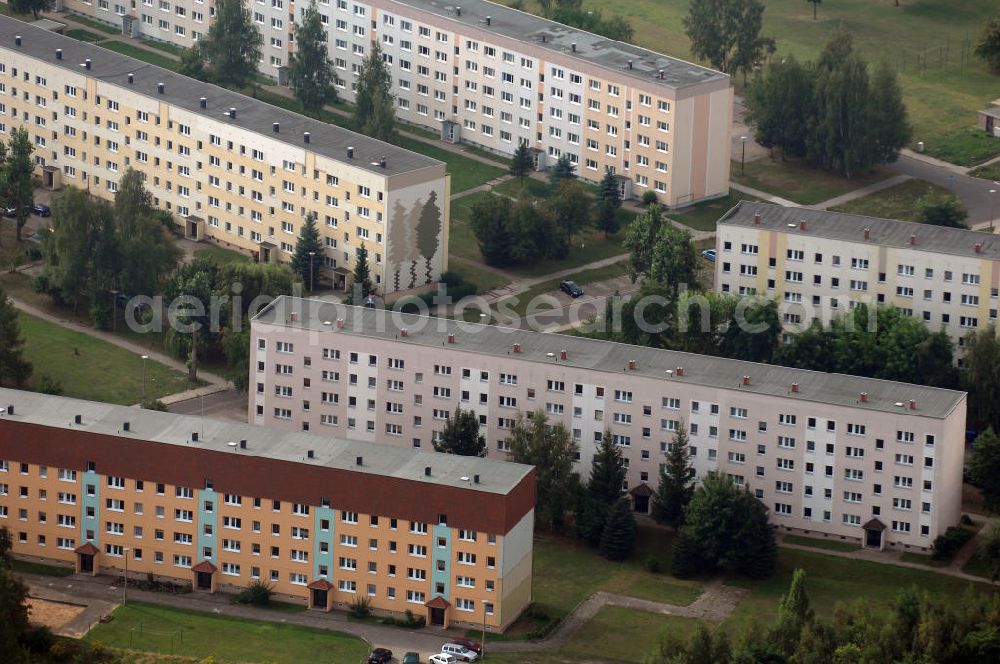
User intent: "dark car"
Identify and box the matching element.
[402,654,421,664]
[560,280,584,298]
[368,648,393,664]
[31,203,51,217]
[449,638,482,655]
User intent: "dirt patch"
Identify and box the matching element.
[27,596,86,631]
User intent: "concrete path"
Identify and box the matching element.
[730,182,798,207]
[815,174,913,209]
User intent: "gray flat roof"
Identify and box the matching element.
[388,0,726,89]
[0,388,531,495]
[980,107,1000,119]
[719,200,1000,261]
[254,297,966,420]
[0,16,441,177]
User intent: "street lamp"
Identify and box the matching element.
[122,546,131,606]
[308,251,316,292]
[740,136,747,176]
[990,188,997,233]
[109,289,119,333]
[141,355,149,402]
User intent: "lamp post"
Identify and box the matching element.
[122,546,130,606]
[109,289,118,333]
[990,188,997,233]
[740,135,747,176]
[308,251,316,292]
[141,355,149,402]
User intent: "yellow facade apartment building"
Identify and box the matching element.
[0,15,450,294]
[0,389,536,631]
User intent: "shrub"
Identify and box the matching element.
[235,580,274,606]
[349,596,371,618]
[37,374,64,396]
[961,514,974,526]
[641,190,659,206]
[22,625,55,653]
[670,531,704,579]
[931,526,973,561]
[24,245,42,261]
[644,555,662,574]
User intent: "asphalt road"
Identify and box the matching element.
[888,154,999,226]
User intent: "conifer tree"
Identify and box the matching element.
[595,168,622,238]
[290,213,323,291]
[509,143,534,184]
[598,497,637,561]
[0,288,31,387]
[651,426,694,530]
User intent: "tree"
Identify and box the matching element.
[353,42,396,143]
[434,406,485,457]
[546,180,591,249]
[595,168,622,238]
[975,9,1000,73]
[510,143,534,184]
[2,128,35,243]
[508,411,580,530]
[598,497,637,561]
[9,0,53,20]
[201,0,263,89]
[769,568,814,655]
[961,325,1000,432]
[41,188,102,314]
[290,213,323,291]
[969,428,1000,513]
[978,521,1000,582]
[651,426,694,530]
[918,190,968,228]
[114,169,181,298]
[649,224,698,294]
[351,243,373,300]
[0,527,30,664]
[576,435,626,546]
[165,262,216,383]
[868,62,911,165]
[548,153,576,186]
[0,288,31,387]
[745,55,812,159]
[806,0,821,20]
[469,193,514,266]
[680,471,777,578]
[178,43,208,81]
[509,194,560,264]
[623,204,665,282]
[718,298,780,363]
[288,1,338,116]
[684,0,774,80]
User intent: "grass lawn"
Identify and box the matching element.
[499,0,1000,165]
[140,39,186,57]
[12,559,74,577]
[85,601,369,663]
[723,547,993,634]
[899,551,949,567]
[494,177,554,200]
[923,128,1000,167]
[97,41,180,72]
[396,135,507,193]
[17,311,193,405]
[560,608,704,663]
[961,549,995,579]
[733,158,890,205]
[65,14,121,35]
[194,245,253,266]
[532,527,702,623]
[446,260,510,293]
[65,29,106,43]
[783,534,860,553]
[968,162,1000,181]
[829,179,950,221]
[669,191,757,232]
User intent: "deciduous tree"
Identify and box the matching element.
[114,169,181,299]
[919,190,968,228]
[969,428,1000,513]
[684,0,774,81]
[469,193,514,267]
[434,406,485,457]
[0,288,31,387]
[977,521,1000,581]
[353,42,397,143]
[289,1,338,117]
[290,213,323,291]
[2,128,35,243]
[0,526,30,664]
[509,411,580,530]
[964,325,1000,432]
[546,180,591,248]
[202,0,263,89]
[9,0,53,20]
[745,55,812,159]
[975,9,1000,73]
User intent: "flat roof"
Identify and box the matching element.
[0,16,441,177]
[388,0,726,89]
[0,388,531,496]
[980,106,1000,119]
[253,297,967,420]
[719,200,1000,261]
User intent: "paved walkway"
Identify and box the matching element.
[814,174,913,209]
[730,182,797,207]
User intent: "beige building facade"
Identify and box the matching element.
[0,16,449,293]
[715,202,1000,355]
[250,297,968,552]
[0,389,535,631]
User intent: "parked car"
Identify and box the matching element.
[367,648,393,664]
[448,638,482,655]
[700,248,717,262]
[3,207,17,218]
[31,203,51,217]
[440,643,478,662]
[428,655,456,664]
[402,653,421,664]
[560,280,584,298]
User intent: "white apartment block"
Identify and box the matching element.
[0,17,450,294]
[716,202,1000,354]
[250,297,968,552]
[58,0,212,48]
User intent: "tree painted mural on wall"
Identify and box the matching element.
[415,190,442,285]
[387,190,444,290]
[387,199,411,292]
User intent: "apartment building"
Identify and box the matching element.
[58,0,212,50]
[0,16,449,294]
[715,202,1000,352]
[249,297,967,552]
[0,389,534,631]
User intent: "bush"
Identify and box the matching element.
[24,245,42,261]
[961,514,974,526]
[931,526,974,561]
[641,190,659,206]
[644,555,662,574]
[141,399,168,412]
[349,596,371,618]
[37,374,64,396]
[22,625,55,653]
[670,531,704,579]
[235,580,274,606]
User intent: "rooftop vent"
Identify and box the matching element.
[290,311,298,322]
[6,405,13,415]
[356,456,363,466]
[425,466,432,477]
[199,97,207,109]
[799,220,807,231]
[307,449,315,459]
[15,35,21,47]
[859,392,868,403]
[347,146,354,158]
[513,342,521,353]
[447,333,455,344]
[658,69,664,79]
[191,432,199,442]
[456,6,461,16]
[273,122,280,133]
[975,242,982,253]
[571,42,577,52]
[56,49,62,60]
[864,227,870,240]
[474,474,480,484]
[239,439,247,449]
[628,359,637,370]
[303,132,311,143]
[754,211,761,224]
[559,349,568,360]
[379,155,386,168]
[676,366,685,377]
[127,73,134,84]
[227,107,236,119]
[123,422,131,432]
[742,375,751,386]
[74,414,82,425]
[400,328,409,337]
[336,318,345,328]
[84,59,91,70]
[157,82,165,94]
[909,400,916,410]
[485,15,491,26]
[628,59,633,70]
[791,382,799,393]
[541,34,546,43]
[910,234,917,245]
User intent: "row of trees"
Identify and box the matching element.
[530,0,635,43]
[37,170,181,326]
[746,31,910,177]
[648,570,1000,663]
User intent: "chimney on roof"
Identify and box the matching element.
[658,69,664,79]
[799,220,807,231]
[425,466,432,477]
[84,59,92,70]
[975,242,982,253]
[513,342,521,353]
[273,122,280,133]
[859,392,868,403]
[356,456,363,466]
[456,6,461,16]
[303,132,311,143]
[474,474,480,484]
[571,42,576,52]
[486,15,491,26]
[379,155,387,168]
[56,49,62,60]
[347,146,354,158]
[74,414,82,425]
[628,359,637,371]
[541,34,546,43]
[199,97,207,108]
[15,35,22,47]
[910,234,917,245]
[127,72,134,84]
[123,422,130,432]
[676,366,684,377]
[400,328,409,337]
[307,449,315,459]
[239,439,247,449]
[6,405,12,415]
[791,382,799,393]
[742,375,750,386]
[447,333,456,344]
[157,82,164,94]
[290,311,298,322]
[191,432,199,442]
[864,227,870,240]
[559,349,568,360]
[336,318,345,328]
[628,60,633,70]
[227,107,236,119]
[753,211,761,224]
[909,400,916,410]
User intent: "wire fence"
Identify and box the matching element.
[122,621,187,655]
[884,36,984,77]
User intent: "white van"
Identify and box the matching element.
[440,643,479,662]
